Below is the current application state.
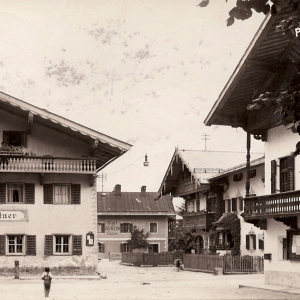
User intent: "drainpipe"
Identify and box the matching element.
[245,132,251,197]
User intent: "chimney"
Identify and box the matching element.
[141,186,146,196]
[115,184,121,197]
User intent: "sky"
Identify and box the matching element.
[0,0,266,193]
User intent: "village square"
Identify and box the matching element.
[2,0,300,299]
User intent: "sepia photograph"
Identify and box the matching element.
[0,0,300,299]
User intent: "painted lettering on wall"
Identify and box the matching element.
[0,211,25,221]
[106,221,120,235]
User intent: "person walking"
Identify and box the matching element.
[42,267,53,298]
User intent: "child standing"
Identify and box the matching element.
[42,267,53,298]
[176,259,181,272]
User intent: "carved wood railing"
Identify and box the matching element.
[182,211,215,230]
[244,190,300,218]
[0,155,96,174]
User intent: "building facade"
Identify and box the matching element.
[97,185,175,259]
[204,7,300,288]
[0,93,131,274]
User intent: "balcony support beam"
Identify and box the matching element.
[273,216,298,229]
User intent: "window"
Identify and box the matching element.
[231,198,237,212]
[44,235,82,256]
[280,156,294,192]
[0,183,35,204]
[3,131,27,147]
[233,173,243,182]
[8,235,24,254]
[150,223,158,233]
[149,244,159,253]
[121,243,130,253]
[120,223,132,233]
[225,199,231,213]
[44,184,80,205]
[246,234,256,251]
[7,184,24,203]
[258,233,264,250]
[239,198,244,212]
[187,200,194,212]
[98,223,105,233]
[55,236,70,254]
[0,235,36,256]
[98,242,105,253]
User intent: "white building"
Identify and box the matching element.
[205,7,300,288]
[0,92,131,275]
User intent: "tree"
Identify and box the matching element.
[199,0,300,28]
[173,226,197,253]
[127,225,149,250]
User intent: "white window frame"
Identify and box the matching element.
[6,183,24,204]
[54,235,71,255]
[53,184,71,205]
[149,222,158,234]
[122,242,130,253]
[6,235,25,255]
[121,223,131,233]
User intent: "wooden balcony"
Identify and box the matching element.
[0,155,96,174]
[182,211,215,231]
[244,190,300,219]
[176,178,199,196]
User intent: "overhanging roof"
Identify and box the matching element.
[0,91,132,170]
[158,149,264,195]
[204,7,300,128]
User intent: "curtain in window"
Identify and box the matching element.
[54,185,70,204]
[7,184,23,203]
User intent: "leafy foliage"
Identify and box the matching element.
[127,225,149,250]
[198,0,300,27]
[247,84,300,136]
[173,226,197,253]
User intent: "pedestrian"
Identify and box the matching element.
[42,267,53,298]
[176,259,181,272]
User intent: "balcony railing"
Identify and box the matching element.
[0,155,96,174]
[244,190,300,218]
[182,211,215,230]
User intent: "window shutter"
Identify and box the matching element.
[246,235,250,250]
[26,235,36,255]
[21,132,27,147]
[120,223,124,233]
[259,238,264,250]
[44,235,53,255]
[102,243,105,253]
[130,223,133,232]
[0,183,6,204]
[44,184,53,204]
[71,184,81,204]
[239,198,244,211]
[120,243,123,253]
[102,223,105,233]
[232,198,237,212]
[2,131,9,145]
[25,184,35,204]
[0,235,5,255]
[72,235,82,255]
[271,160,277,194]
[287,156,295,191]
[253,235,257,250]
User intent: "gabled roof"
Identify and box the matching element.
[0,91,132,171]
[204,7,300,128]
[158,149,264,195]
[208,156,265,181]
[97,192,175,215]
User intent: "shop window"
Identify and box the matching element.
[3,131,27,147]
[0,183,35,204]
[98,223,105,233]
[43,184,80,205]
[150,223,158,233]
[98,242,105,253]
[120,223,132,233]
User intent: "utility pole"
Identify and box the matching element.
[202,133,210,151]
